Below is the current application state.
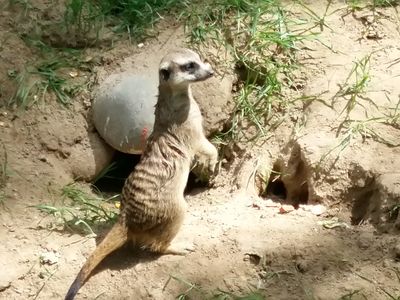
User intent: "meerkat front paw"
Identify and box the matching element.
[195,150,217,175]
[192,141,218,181]
[207,147,218,174]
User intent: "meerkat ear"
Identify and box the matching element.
[160,68,170,81]
[159,62,171,81]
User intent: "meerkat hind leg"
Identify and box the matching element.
[135,222,194,256]
[146,230,195,255]
[143,237,195,255]
[161,241,195,255]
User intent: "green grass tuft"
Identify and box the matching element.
[0,144,8,208]
[211,290,265,300]
[333,54,374,122]
[346,0,399,10]
[168,274,265,300]
[338,289,366,300]
[185,0,310,144]
[346,0,365,11]
[64,0,187,41]
[295,0,335,32]
[9,39,93,108]
[318,52,400,168]
[34,184,119,235]
[0,144,8,190]
[373,0,400,7]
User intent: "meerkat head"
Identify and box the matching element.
[158,48,214,88]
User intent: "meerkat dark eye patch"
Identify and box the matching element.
[181,62,197,73]
[159,68,170,81]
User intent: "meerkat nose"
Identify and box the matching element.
[204,62,214,77]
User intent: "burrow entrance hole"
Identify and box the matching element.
[93,151,207,194]
[261,161,309,208]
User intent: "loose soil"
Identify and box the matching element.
[0,1,399,300]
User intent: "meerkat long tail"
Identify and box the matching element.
[65,221,128,300]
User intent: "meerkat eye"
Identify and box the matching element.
[182,62,197,72]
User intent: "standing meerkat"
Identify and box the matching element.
[65,48,218,300]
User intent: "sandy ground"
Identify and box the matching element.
[0,1,399,299]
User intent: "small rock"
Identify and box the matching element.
[310,204,327,216]
[244,253,261,265]
[0,281,11,292]
[357,238,369,250]
[279,204,295,214]
[38,155,47,162]
[83,99,91,109]
[69,71,79,78]
[39,250,60,265]
[68,132,115,181]
[28,291,36,297]
[318,217,350,229]
[365,15,375,24]
[394,243,400,260]
[366,30,384,40]
[137,43,144,48]
[382,259,392,268]
[300,204,327,216]
[60,148,71,158]
[296,259,309,273]
[264,199,279,207]
[395,219,400,231]
[83,56,93,63]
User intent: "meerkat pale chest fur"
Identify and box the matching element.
[65,48,218,300]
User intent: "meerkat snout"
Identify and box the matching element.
[203,62,214,77]
[194,61,214,81]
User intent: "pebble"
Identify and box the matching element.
[0,281,11,292]
[295,259,309,273]
[394,243,400,259]
[382,258,392,268]
[39,250,60,265]
[300,204,327,216]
